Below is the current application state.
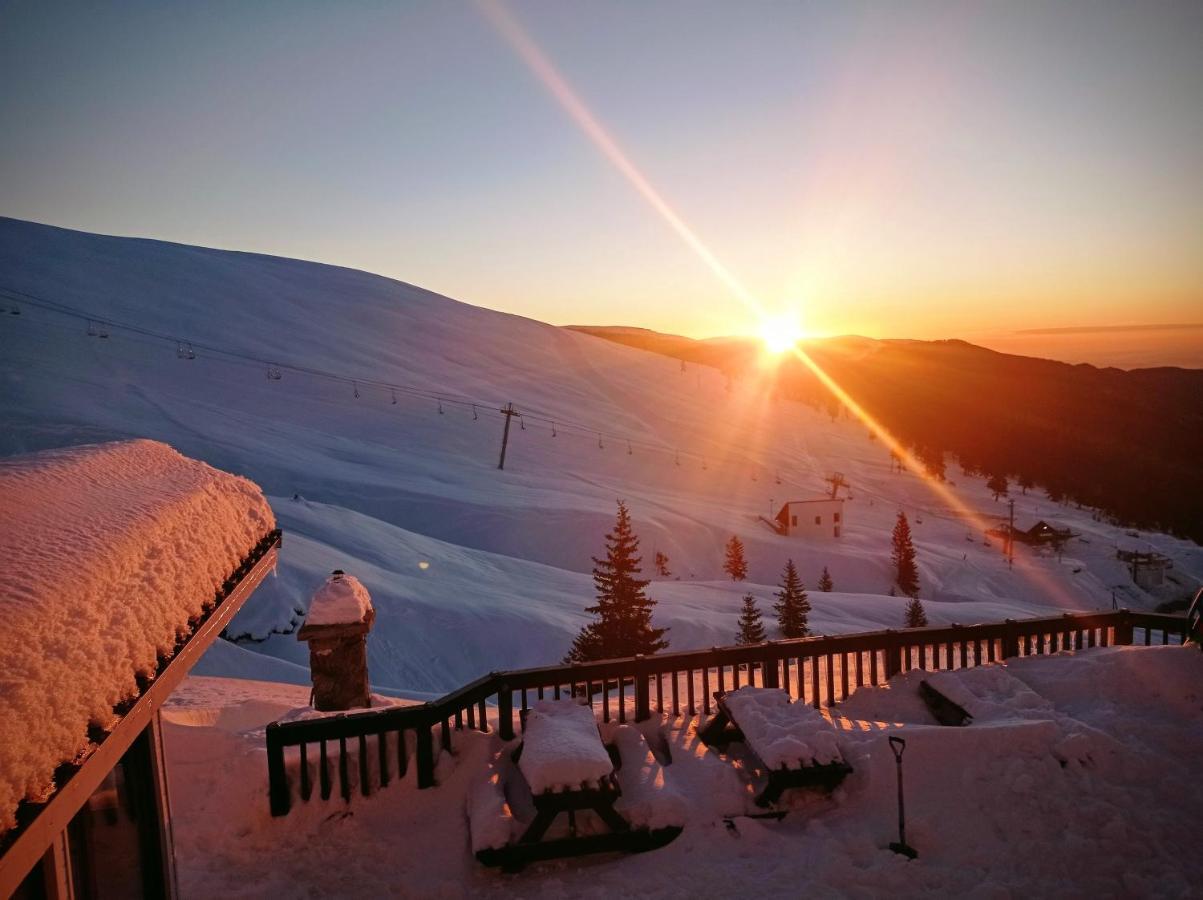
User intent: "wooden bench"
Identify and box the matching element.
[699,688,852,808]
[475,701,679,871]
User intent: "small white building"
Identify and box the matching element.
[775,498,845,538]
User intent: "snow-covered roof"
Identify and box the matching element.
[0,439,275,832]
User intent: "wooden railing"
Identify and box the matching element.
[265,608,1195,816]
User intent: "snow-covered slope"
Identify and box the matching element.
[2,217,1200,694]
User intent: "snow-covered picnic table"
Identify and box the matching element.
[518,699,615,794]
[701,686,852,806]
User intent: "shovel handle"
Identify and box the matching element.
[888,735,906,761]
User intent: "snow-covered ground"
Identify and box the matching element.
[163,645,1203,898]
[3,217,1199,698]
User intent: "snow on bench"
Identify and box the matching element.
[518,699,614,794]
[722,687,843,769]
[0,439,274,832]
[923,666,1053,725]
[610,725,687,830]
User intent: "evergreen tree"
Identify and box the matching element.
[654,550,671,577]
[891,511,920,598]
[987,472,1009,500]
[904,596,929,628]
[735,593,766,644]
[773,559,811,638]
[918,444,946,481]
[817,566,834,592]
[565,501,669,662]
[1018,474,1034,495]
[723,535,748,581]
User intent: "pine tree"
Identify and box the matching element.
[773,559,811,638]
[654,550,671,577]
[987,472,1009,500]
[1017,474,1034,495]
[891,511,920,598]
[904,596,928,628]
[723,535,748,581]
[565,501,669,662]
[735,593,766,644]
[818,566,833,592]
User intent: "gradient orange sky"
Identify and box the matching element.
[1,1,1200,358]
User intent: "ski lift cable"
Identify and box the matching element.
[1,285,810,481]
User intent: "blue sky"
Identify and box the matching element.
[2,1,1200,340]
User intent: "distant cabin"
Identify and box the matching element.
[775,498,845,538]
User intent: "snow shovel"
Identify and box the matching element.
[887,736,918,859]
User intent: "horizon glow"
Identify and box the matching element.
[0,1,1200,360]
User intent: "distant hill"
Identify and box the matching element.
[570,326,1203,543]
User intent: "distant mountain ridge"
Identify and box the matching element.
[570,325,1203,543]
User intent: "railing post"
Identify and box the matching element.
[266,723,291,817]
[762,648,780,689]
[1001,619,1019,659]
[497,680,515,740]
[415,717,435,789]
[884,630,902,680]
[1114,609,1134,645]
[634,657,651,722]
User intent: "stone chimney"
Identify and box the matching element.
[297,569,375,711]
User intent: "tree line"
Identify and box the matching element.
[567,502,928,663]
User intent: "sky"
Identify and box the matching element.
[1,0,1201,352]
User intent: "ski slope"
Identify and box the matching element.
[2,217,1200,694]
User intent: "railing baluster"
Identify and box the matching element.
[656,672,664,713]
[397,728,408,777]
[716,663,726,698]
[377,731,389,788]
[603,680,611,722]
[318,739,331,800]
[809,655,819,709]
[619,677,627,724]
[671,671,680,716]
[478,697,488,732]
[359,735,370,796]
[454,708,463,731]
[825,654,836,706]
[840,653,850,699]
[702,667,712,714]
[338,736,350,802]
[869,651,878,686]
[687,669,696,715]
[299,741,311,802]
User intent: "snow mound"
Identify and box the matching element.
[724,686,843,768]
[0,439,274,831]
[519,699,614,794]
[304,571,373,627]
[609,725,687,829]
[924,664,1054,722]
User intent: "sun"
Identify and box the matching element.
[758,312,806,355]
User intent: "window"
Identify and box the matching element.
[791,515,798,527]
[814,515,821,525]
[834,512,841,523]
